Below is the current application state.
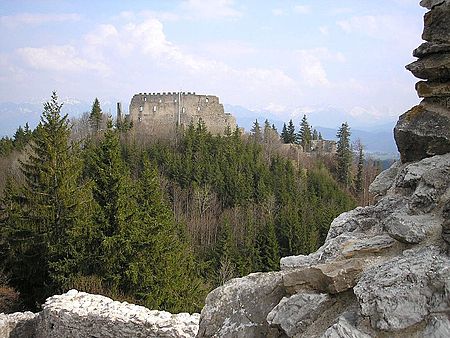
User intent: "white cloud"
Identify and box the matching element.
[319,26,329,36]
[272,8,285,16]
[0,13,81,28]
[293,5,311,14]
[180,0,242,19]
[336,15,420,44]
[295,48,345,87]
[16,45,109,74]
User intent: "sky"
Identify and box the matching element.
[0,0,426,128]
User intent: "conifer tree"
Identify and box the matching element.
[355,140,364,197]
[312,129,318,141]
[89,98,103,133]
[336,122,352,188]
[286,119,296,143]
[281,123,288,143]
[1,92,86,308]
[122,157,205,313]
[297,115,312,151]
[250,119,262,143]
[84,121,136,288]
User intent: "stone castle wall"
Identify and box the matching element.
[129,92,236,137]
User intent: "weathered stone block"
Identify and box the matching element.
[266,292,335,337]
[354,246,450,332]
[413,41,450,57]
[406,53,450,81]
[422,2,450,43]
[283,258,365,295]
[197,272,286,338]
[416,81,450,98]
[394,104,450,162]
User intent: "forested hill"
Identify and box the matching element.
[0,94,355,314]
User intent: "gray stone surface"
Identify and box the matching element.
[353,246,450,332]
[340,234,396,258]
[266,292,334,337]
[420,0,449,10]
[406,53,450,81]
[382,213,429,244]
[442,200,450,243]
[368,160,402,196]
[413,41,450,57]
[394,104,450,162]
[283,258,365,295]
[416,81,450,98]
[320,315,372,338]
[197,272,286,338]
[35,290,199,338]
[423,314,450,338]
[0,312,37,338]
[422,2,450,43]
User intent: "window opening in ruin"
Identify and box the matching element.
[139,106,143,112]
[197,106,200,111]
[144,97,147,101]
[205,97,209,103]
[138,117,142,122]
[182,107,186,113]
[153,106,157,112]
[159,99,162,103]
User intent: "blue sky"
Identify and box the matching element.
[0,0,425,127]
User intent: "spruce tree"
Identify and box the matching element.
[250,119,262,143]
[122,158,205,313]
[286,119,296,143]
[1,92,86,308]
[297,115,312,151]
[336,122,352,188]
[355,140,364,197]
[89,98,103,133]
[281,123,288,143]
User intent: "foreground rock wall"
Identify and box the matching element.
[0,290,199,338]
[197,1,450,337]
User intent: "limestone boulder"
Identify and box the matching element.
[423,314,450,337]
[422,2,450,43]
[340,234,396,258]
[320,315,372,338]
[382,213,431,244]
[406,53,450,81]
[35,290,200,338]
[197,272,286,338]
[283,258,365,295]
[353,246,450,332]
[0,312,37,338]
[394,104,450,162]
[413,41,450,57]
[416,81,450,98]
[442,200,450,244]
[368,160,402,197]
[266,292,335,337]
[420,0,449,10]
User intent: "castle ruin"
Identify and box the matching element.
[129,92,236,137]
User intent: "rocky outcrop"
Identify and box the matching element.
[198,3,450,336]
[395,0,450,162]
[0,290,199,338]
[0,312,37,338]
[197,272,286,338]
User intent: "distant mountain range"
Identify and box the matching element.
[1,100,399,159]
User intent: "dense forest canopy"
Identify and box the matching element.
[0,93,379,313]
